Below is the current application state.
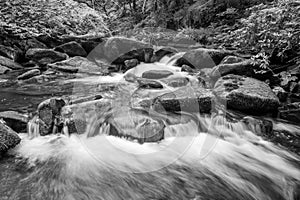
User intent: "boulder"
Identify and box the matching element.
[0,65,11,74]
[213,74,280,114]
[108,108,165,143]
[210,56,267,80]
[25,48,67,66]
[0,111,28,132]
[278,102,300,124]
[0,120,21,154]
[0,55,23,70]
[137,79,164,89]
[142,70,174,79]
[48,56,109,74]
[152,85,214,113]
[175,48,232,70]
[17,69,40,80]
[87,37,153,65]
[37,98,66,136]
[80,41,100,54]
[54,41,87,57]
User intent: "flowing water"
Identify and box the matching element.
[0,58,300,200]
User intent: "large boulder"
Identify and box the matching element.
[87,37,153,66]
[175,48,233,70]
[54,41,87,57]
[213,74,280,114]
[0,111,28,133]
[0,55,23,70]
[0,120,21,154]
[25,48,67,66]
[48,56,109,74]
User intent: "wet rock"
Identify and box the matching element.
[87,37,153,65]
[17,69,40,80]
[108,108,164,143]
[175,48,233,70]
[137,78,163,89]
[151,46,178,62]
[278,102,300,124]
[152,86,214,113]
[124,59,139,69]
[0,45,23,62]
[214,74,280,114]
[241,116,273,136]
[210,58,257,78]
[163,77,190,88]
[0,55,23,70]
[0,111,28,132]
[54,41,87,57]
[0,65,11,74]
[37,98,66,136]
[0,120,21,154]
[142,70,174,79]
[25,48,67,66]
[48,56,109,74]
[221,55,245,64]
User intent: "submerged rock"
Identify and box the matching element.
[17,69,40,80]
[0,120,21,154]
[0,111,28,133]
[25,48,67,66]
[54,41,87,57]
[214,74,280,114]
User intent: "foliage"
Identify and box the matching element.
[0,0,109,38]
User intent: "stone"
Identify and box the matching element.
[137,78,163,89]
[0,55,23,70]
[87,37,153,65]
[213,74,280,114]
[181,64,196,73]
[25,48,67,66]
[48,56,109,74]
[124,59,139,69]
[175,48,233,70]
[108,108,165,143]
[80,41,100,54]
[0,65,11,74]
[152,85,214,113]
[54,41,87,57]
[37,98,66,136]
[278,102,300,124]
[163,77,190,88]
[142,70,174,79]
[272,86,288,102]
[0,111,28,133]
[210,56,272,81]
[17,69,40,80]
[0,120,21,154]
